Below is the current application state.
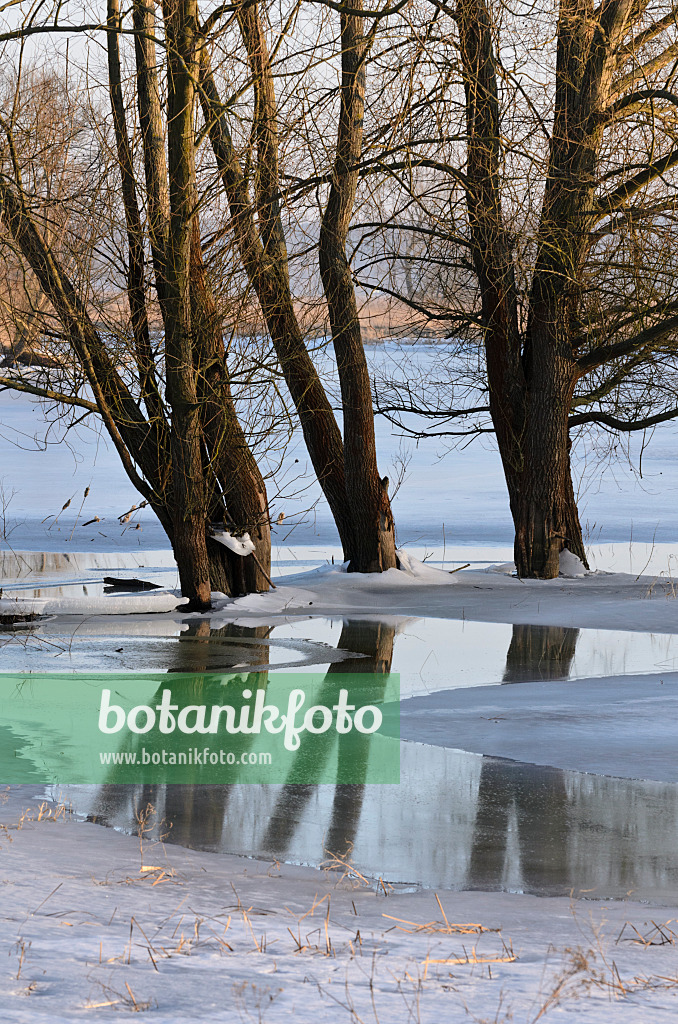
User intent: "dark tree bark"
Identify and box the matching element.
[199,10,398,571]
[0,186,169,513]
[132,0,170,296]
[189,217,272,594]
[318,3,397,572]
[454,0,631,576]
[107,0,162,422]
[510,0,624,575]
[198,44,356,561]
[159,0,212,609]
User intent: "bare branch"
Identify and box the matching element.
[0,375,98,411]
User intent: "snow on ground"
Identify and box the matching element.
[208,556,678,635]
[3,546,678,635]
[4,551,678,634]
[1,786,678,1023]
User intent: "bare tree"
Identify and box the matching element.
[354,0,678,576]
[0,1,272,607]
[318,0,397,571]
[198,0,398,571]
[0,68,76,369]
[1,0,402,591]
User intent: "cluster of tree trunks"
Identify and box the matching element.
[3,0,678,585]
[0,0,395,604]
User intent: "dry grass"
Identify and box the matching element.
[286,893,335,956]
[320,846,394,896]
[529,905,678,1022]
[616,919,678,947]
[421,936,516,982]
[1,799,72,837]
[383,893,498,937]
[84,978,155,1013]
[231,980,283,1023]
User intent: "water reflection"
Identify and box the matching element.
[165,622,271,845]
[167,620,273,674]
[5,607,678,694]
[468,761,569,891]
[0,601,660,901]
[72,739,678,901]
[465,623,575,890]
[57,617,678,902]
[262,619,395,858]
[86,619,394,856]
[503,624,580,683]
[92,621,273,845]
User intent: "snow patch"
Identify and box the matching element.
[485,561,516,575]
[209,530,255,556]
[483,552,590,578]
[0,591,187,616]
[559,548,588,577]
[396,549,457,583]
[211,586,318,616]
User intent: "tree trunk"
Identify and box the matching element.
[132,0,170,296]
[107,0,163,422]
[199,44,359,562]
[456,0,594,581]
[318,4,397,573]
[162,0,211,610]
[512,335,588,577]
[1,0,278,607]
[189,218,271,596]
[235,4,356,558]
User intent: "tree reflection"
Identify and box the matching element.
[90,618,395,859]
[167,619,273,675]
[467,759,569,892]
[468,622,577,891]
[163,620,271,847]
[502,624,579,683]
[91,619,271,849]
[261,619,395,859]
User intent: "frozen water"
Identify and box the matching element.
[3,342,678,554]
[3,343,678,911]
[52,745,678,902]
[397,673,678,781]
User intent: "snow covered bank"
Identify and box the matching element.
[2,548,678,632]
[0,590,187,617]
[1,787,677,1023]
[203,556,678,635]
